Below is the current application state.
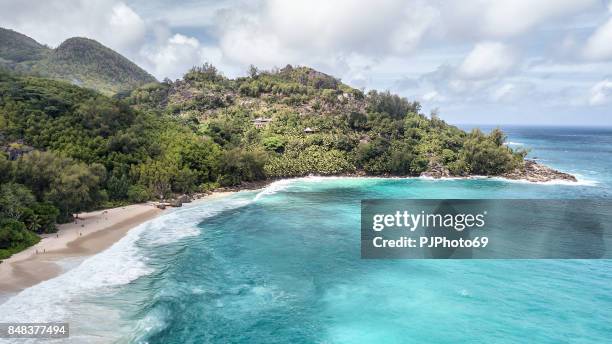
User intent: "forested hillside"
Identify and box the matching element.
[0,28,49,64]
[127,64,525,181]
[0,73,218,258]
[0,63,525,259]
[0,28,156,95]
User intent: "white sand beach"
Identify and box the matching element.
[0,204,163,294]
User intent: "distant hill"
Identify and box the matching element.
[0,28,49,63]
[0,28,156,95]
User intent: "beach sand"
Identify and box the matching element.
[0,191,238,298]
[0,204,163,294]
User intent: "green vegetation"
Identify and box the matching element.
[0,28,156,95]
[30,37,156,95]
[0,72,217,257]
[0,59,525,259]
[0,218,40,260]
[127,64,525,180]
[0,27,49,63]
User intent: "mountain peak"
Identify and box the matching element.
[56,37,103,49]
[0,28,156,95]
[0,27,49,63]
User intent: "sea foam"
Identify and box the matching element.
[0,221,152,324]
[0,195,255,330]
[253,179,297,201]
[488,174,598,186]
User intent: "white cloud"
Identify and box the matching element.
[215,0,438,69]
[219,21,295,68]
[108,3,146,52]
[266,0,438,54]
[481,0,596,37]
[422,90,445,102]
[491,83,516,102]
[140,34,223,80]
[458,42,518,79]
[0,0,146,52]
[143,34,200,79]
[589,79,612,105]
[583,18,612,60]
[441,0,598,39]
[333,53,377,89]
[128,0,234,27]
[490,82,534,102]
[414,63,495,101]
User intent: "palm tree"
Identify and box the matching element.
[27,214,42,233]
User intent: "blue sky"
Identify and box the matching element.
[1,0,611,125]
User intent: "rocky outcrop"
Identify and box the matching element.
[420,160,451,179]
[153,197,187,209]
[418,158,577,182]
[177,194,192,203]
[502,160,577,183]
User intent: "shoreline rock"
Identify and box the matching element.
[155,160,578,205]
[420,160,451,179]
[502,160,577,183]
[417,158,577,183]
[220,160,578,190]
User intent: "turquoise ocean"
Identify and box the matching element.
[1,126,611,343]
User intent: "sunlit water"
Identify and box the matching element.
[1,126,612,343]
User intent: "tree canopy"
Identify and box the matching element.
[0,64,526,259]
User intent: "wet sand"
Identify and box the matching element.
[0,204,163,294]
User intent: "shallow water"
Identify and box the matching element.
[1,126,612,343]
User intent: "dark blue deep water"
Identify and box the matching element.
[2,126,612,343]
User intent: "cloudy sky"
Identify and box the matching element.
[1,0,611,125]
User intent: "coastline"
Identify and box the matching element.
[236,161,585,188]
[0,191,237,297]
[0,204,163,294]
[0,167,584,298]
